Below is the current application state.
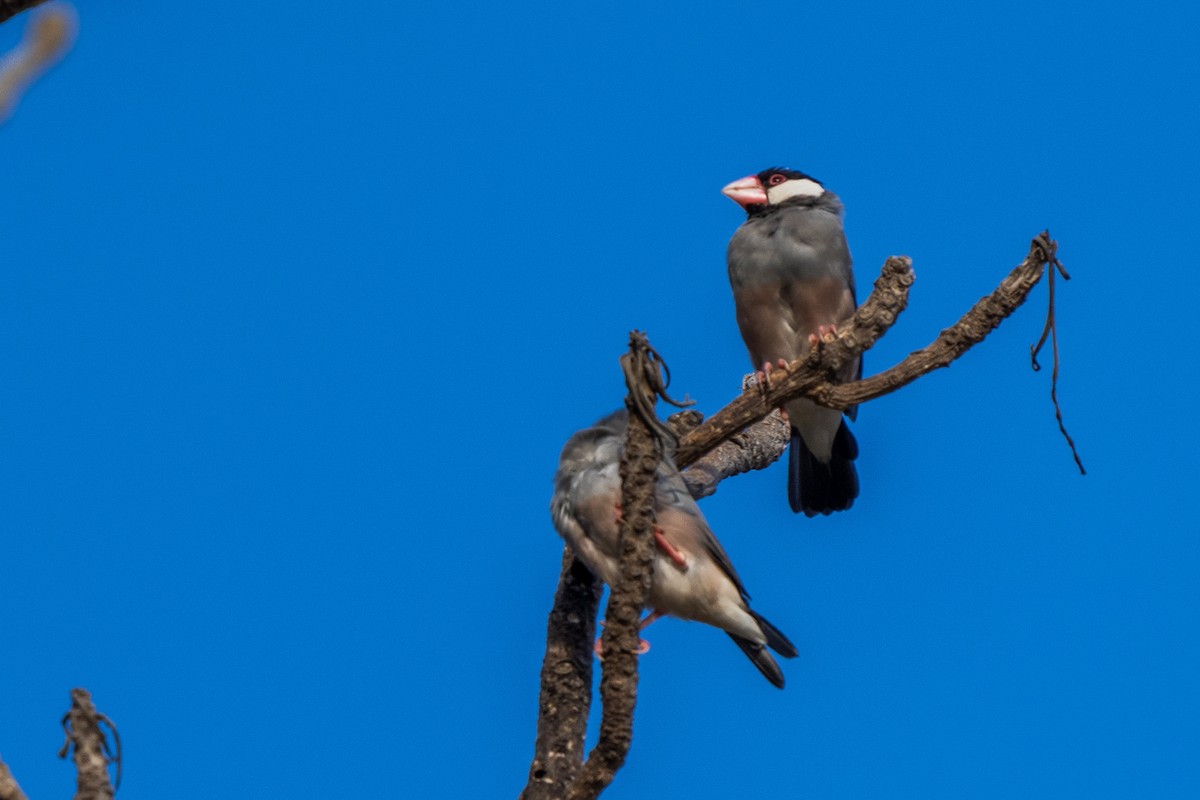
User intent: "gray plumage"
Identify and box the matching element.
[550,409,798,688]
[723,167,861,516]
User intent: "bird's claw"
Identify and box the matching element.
[594,625,653,659]
[757,359,791,392]
[807,324,839,346]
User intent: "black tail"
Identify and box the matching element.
[727,609,799,689]
[788,420,859,516]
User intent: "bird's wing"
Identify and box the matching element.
[654,462,750,599]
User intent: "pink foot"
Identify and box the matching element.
[640,609,667,630]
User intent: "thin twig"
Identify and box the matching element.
[1029,238,1086,474]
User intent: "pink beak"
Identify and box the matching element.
[721,174,767,208]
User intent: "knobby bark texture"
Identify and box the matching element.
[671,409,790,500]
[0,2,76,122]
[561,334,670,800]
[59,688,118,800]
[520,232,1065,800]
[676,234,1056,466]
[520,550,602,800]
[673,253,916,466]
[0,758,29,800]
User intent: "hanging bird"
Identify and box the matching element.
[722,167,861,517]
[551,409,799,688]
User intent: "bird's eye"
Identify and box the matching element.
[768,174,788,186]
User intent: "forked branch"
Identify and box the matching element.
[521,232,1066,799]
[675,232,1057,467]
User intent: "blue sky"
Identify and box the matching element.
[3,1,1197,797]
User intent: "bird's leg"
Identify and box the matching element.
[653,526,688,571]
[640,609,667,630]
[616,503,687,571]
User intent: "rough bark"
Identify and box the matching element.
[673,253,916,466]
[672,409,790,500]
[520,233,1063,799]
[519,550,602,800]
[675,234,1055,466]
[59,688,118,800]
[0,758,29,800]
[563,341,665,800]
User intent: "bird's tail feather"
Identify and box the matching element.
[748,608,799,658]
[726,609,798,689]
[788,421,859,516]
[727,634,786,689]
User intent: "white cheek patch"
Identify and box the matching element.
[766,178,825,204]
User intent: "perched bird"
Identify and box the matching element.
[551,409,799,688]
[722,167,861,517]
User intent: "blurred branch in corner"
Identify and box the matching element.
[0,2,76,124]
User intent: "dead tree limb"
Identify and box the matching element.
[562,334,674,800]
[671,408,790,500]
[0,757,29,800]
[59,688,119,800]
[0,3,76,122]
[0,0,48,25]
[519,549,602,800]
[521,232,1064,799]
[675,233,1056,466]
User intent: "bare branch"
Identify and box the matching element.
[59,688,117,800]
[523,234,1065,798]
[673,254,914,466]
[0,0,49,25]
[676,233,1057,467]
[519,549,602,800]
[0,757,30,800]
[565,335,667,800]
[0,3,76,123]
[676,410,790,500]
[824,233,1055,408]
